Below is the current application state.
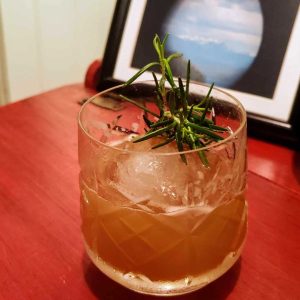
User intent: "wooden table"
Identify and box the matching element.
[0,84,299,300]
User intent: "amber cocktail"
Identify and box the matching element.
[78,81,247,296]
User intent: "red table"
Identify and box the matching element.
[0,83,299,299]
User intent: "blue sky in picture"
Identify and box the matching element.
[164,0,263,87]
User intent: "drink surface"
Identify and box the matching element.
[80,138,247,295]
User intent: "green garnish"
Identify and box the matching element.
[120,34,229,166]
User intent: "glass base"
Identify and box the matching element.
[84,240,245,296]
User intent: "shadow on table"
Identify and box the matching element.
[82,253,241,300]
[293,152,300,184]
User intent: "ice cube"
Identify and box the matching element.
[113,149,190,208]
[97,137,240,212]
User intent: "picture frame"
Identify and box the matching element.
[97,0,300,149]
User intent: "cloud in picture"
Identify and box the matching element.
[164,0,263,87]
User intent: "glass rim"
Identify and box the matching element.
[78,80,247,156]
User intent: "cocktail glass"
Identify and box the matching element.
[78,81,247,296]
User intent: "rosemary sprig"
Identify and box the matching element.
[121,34,229,166]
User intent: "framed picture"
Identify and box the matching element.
[97,0,300,148]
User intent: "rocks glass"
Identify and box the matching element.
[78,81,247,296]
